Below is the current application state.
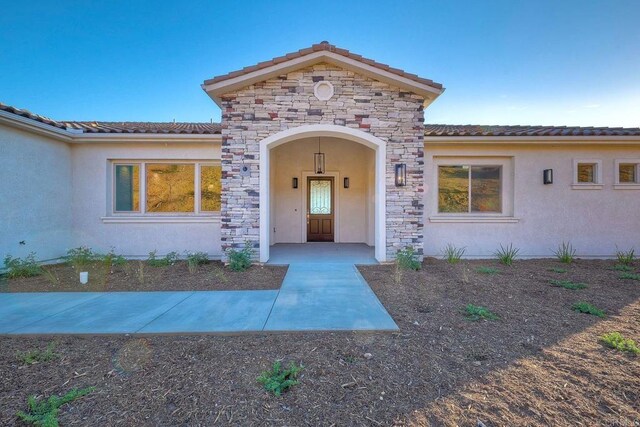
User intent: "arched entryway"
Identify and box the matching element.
[259,125,387,262]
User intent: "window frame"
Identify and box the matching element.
[430,157,516,223]
[614,159,640,190]
[109,160,221,217]
[572,159,603,189]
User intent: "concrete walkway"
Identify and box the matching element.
[0,244,397,334]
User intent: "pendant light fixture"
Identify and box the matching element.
[314,136,325,174]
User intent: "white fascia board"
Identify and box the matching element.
[0,111,72,142]
[202,51,444,108]
[71,133,222,144]
[424,136,640,145]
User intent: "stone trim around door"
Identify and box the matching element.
[259,124,387,263]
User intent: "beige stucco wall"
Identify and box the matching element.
[70,141,222,257]
[424,143,640,258]
[0,125,72,262]
[270,136,375,244]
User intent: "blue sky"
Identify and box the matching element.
[1,0,639,127]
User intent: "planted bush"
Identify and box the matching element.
[227,242,253,272]
[66,246,98,272]
[572,302,606,318]
[494,243,519,266]
[476,266,499,275]
[147,250,180,267]
[442,244,465,264]
[600,332,639,355]
[396,246,421,271]
[17,387,95,426]
[615,247,635,266]
[3,253,42,278]
[17,342,59,365]
[464,304,499,321]
[185,251,209,273]
[550,279,587,290]
[257,361,303,396]
[554,241,576,264]
[619,272,640,281]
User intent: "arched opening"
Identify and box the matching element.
[259,125,386,262]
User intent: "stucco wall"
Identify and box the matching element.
[423,143,640,258]
[71,141,222,257]
[270,136,374,244]
[0,125,72,262]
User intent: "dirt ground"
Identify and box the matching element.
[1,259,639,426]
[0,261,286,292]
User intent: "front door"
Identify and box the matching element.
[307,177,334,242]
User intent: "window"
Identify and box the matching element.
[573,159,602,189]
[614,159,640,189]
[112,161,221,215]
[438,165,502,213]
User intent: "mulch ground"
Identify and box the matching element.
[1,259,639,426]
[0,261,286,292]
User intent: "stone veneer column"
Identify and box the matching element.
[220,63,424,260]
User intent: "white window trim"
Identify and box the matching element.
[429,156,516,223]
[614,159,640,190]
[106,160,221,222]
[572,159,603,189]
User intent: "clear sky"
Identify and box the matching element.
[1,0,639,127]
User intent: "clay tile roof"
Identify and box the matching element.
[59,121,221,134]
[423,124,640,137]
[203,41,444,90]
[0,102,67,130]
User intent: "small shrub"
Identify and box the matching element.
[572,302,606,318]
[477,266,499,275]
[17,342,59,365]
[554,241,576,264]
[40,266,61,287]
[619,272,640,281]
[185,251,209,273]
[227,242,253,272]
[600,332,639,355]
[615,247,635,266]
[257,361,303,396]
[65,246,97,272]
[101,248,126,268]
[548,267,567,273]
[464,304,499,321]
[550,279,587,290]
[3,253,42,278]
[442,244,465,264]
[147,250,179,267]
[611,264,633,272]
[494,243,519,266]
[16,387,95,427]
[396,246,421,271]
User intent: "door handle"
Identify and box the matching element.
[306,212,310,225]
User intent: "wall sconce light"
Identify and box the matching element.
[292,177,298,189]
[543,169,553,185]
[344,177,350,188]
[395,163,407,187]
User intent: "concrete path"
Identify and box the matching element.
[0,244,397,334]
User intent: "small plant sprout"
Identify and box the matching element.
[185,251,209,273]
[226,241,254,272]
[572,302,606,318]
[17,387,95,427]
[3,253,42,278]
[554,241,576,264]
[17,342,59,365]
[257,361,304,396]
[611,264,633,272]
[477,266,499,275]
[396,246,421,271]
[619,272,640,281]
[600,332,639,355]
[464,304,499,321]
[494,243,519,266]
[442,244,465,264]
[615,247,635,266]
[549,279,588,290]
[147,250,180,267]
[548,267,568,274]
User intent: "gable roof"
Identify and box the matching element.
[202,41,444,108]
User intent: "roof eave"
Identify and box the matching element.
[202,51,444,108]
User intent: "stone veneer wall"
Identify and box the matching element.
[220,63,425,259]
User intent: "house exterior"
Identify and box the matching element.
[1,42,639,264]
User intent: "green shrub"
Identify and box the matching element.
[611,264,633,272]
[548,267,567,273]
[476,266,499,275]
[257,361,303,396]
[147,250,180,267]
[494,243,519,266]
[572,302,606,318]
[550,279,587,290]
[600,332,639,355]
[442,244,465,264]
[227,242,253,272]
[619,272,640,281]
[464,304,499,321]
[101,248,126,267]
[65,246,97,272]
[3,253,42,278]
[185,251,209,273]
[554,241,576,264]
[396,246,421,271]
[17,342,59,365]
[17,387,94,427]
[615,247,635,266]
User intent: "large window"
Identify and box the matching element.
[112,161,220,215]
[438,165,502,213]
